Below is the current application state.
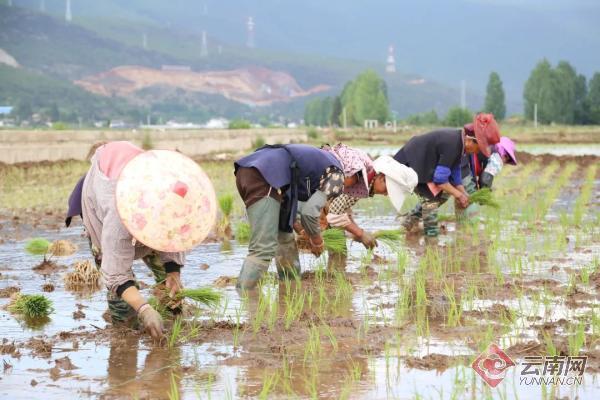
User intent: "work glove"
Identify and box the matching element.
[165,271,184,313]
[138,304,164,341]
[359,231,378,250]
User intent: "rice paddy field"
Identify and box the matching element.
[0,141,599,399]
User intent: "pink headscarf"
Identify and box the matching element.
[323,144,373,198]
[98,141,144,179]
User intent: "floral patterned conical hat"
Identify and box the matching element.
[116,150,217,252]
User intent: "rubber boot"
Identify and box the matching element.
[275,232,301,280]
[401,203,423,232]
[236,255,270,290]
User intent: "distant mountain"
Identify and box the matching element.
[0,3,474,121]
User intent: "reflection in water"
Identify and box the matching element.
[105,334,182,399]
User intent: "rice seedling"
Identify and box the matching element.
[8,294,53,319]
[148,296,170,319]
[258,371,279,400]
[468,188,500,209]
[24,238,52,262]
[64,260,101,288]
[168,317,183,348]
[321,323,338,352]
[304,324,322,364]
[234,221,251,243]
[283,281,305,330]
[572,164,597,226]
[542,331,558,357]
[567,321,586,357]
[217,193,235,239]
[322,228,347,255]
[167,372,180,400]
[443,283,462,327]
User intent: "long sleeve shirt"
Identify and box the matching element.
[81,149,185,294]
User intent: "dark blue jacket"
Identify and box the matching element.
[234,144,342,230]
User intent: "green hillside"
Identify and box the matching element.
[0,4,464,122]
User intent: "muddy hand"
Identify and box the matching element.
[165,271,183,311]
[456,193,469,209]
[360,231,378,250]
[138,304,165,341]
[309,235,324,257]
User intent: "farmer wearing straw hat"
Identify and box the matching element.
[67,141,217,340]
[395,113,501,237]
[234,144,346,289]
[312,144,417,249]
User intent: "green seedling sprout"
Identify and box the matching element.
[8,293,53,319]
[235,221,251,243]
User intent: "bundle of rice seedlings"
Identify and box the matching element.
[217,194,235,239]
[322,228,347,255]
[8,294,53,319]
[469,188,500,209]
[48,240,77,257]
[235,221,251,243]
[374,229,403,250]
[64,260,101,288]
[176,287,222,307]
[25,238,51,259]
[218,194,234,218]
[374,229,402,242]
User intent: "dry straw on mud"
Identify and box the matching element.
[64,260,100,288]
[48,240,77,257]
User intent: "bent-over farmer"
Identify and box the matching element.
[316,144,417,249]
[66,141,217,340]
[396,113,501,237]
[234,144,345,289]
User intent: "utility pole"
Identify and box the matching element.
[65,0,72,23]
[200,30,208,57]
[534,103,538,128]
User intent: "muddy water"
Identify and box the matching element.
[2,206,600,398]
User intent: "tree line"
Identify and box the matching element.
[524,59,600,124]
[304,70,390,127]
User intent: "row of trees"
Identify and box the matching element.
[306,60,600,128]
[524,59,600,124]
[304,70,390,127]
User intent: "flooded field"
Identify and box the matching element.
[1,151,599,399]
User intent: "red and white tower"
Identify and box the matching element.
[386,45,396,73]
[65,0,72,22]
[246,17,255,48]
